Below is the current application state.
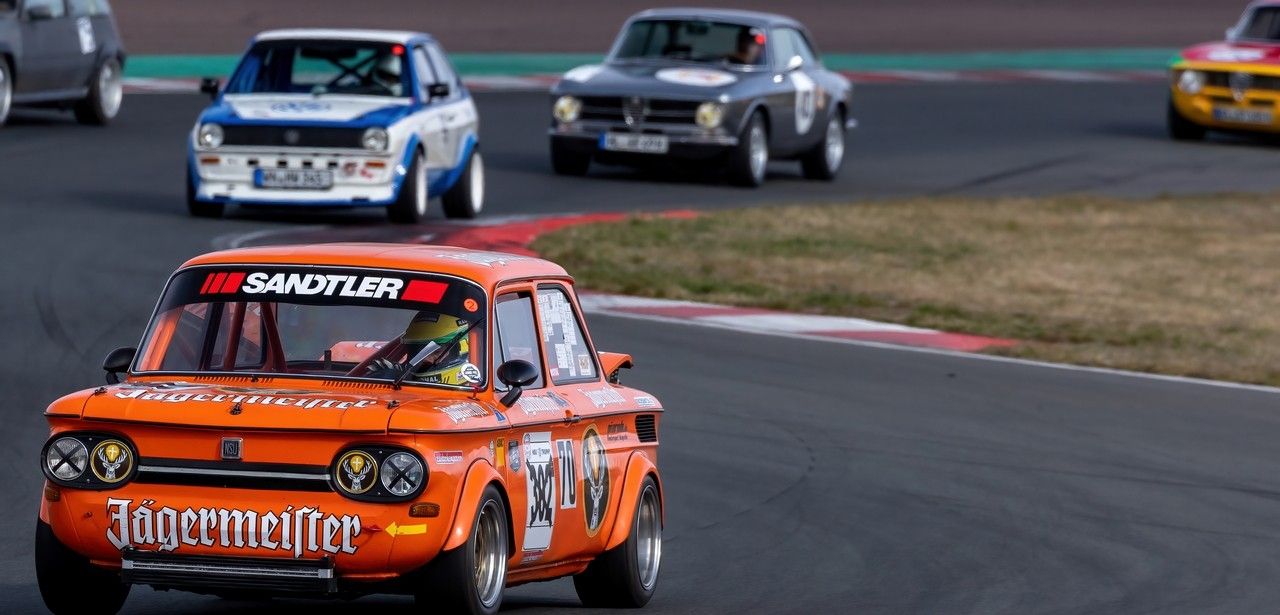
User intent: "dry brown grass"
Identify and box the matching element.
[532,195,1280,385]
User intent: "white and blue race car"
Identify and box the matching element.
[187,29,483,223]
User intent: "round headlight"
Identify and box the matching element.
[695,102,725,129]
[1177,70,1205,94]
[46,437,88,481]
[380,452,424,497]
[197,123,223,148]
[362,127,389,151]
[334,450,378,495]
[553,95,581,123]
[89,439,134,484]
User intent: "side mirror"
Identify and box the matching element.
[597,351,633,385]
[199,77,221,100]
[786,55,804,72]
[496,359,538,407]
[427,82,450,99]
[26,4,54,19]
[102,347,136,384]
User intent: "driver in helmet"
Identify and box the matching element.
[727,27,765,65]
[370,53,404,95]
[369,310,480,385]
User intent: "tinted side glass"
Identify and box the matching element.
[425,43,458,86]
[68,0,106,17]
[26,0,66,18]
[494,292,544,389]
[412,47,436,96]
[535,287,597,383]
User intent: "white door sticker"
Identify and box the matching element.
[522,432,555,551]
[790,71,816,135]
[76,17,96,55]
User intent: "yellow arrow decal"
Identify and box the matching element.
[385,522,427,536]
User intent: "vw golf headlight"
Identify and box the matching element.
[196,123,223,148]
[362,127,390,151]
[380,452,424,496]
[1177,70,1205,94]
[45,437,88,481]
[553,95,581,123]
[695,102,725,129]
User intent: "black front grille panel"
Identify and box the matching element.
[1203,71,1280,91]
[221,125,366,149]
[635,414,658,443]
[578,96,700,124]
[122,549,335,594]
[135,458,333,492]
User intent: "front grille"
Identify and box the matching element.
[122,549,335,594]
[635,414,658,443]
[578,96,700,125]
[136,458,333,492]
[1204,71,1280,91]
[221,125,365,149]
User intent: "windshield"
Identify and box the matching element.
[135,267,488,389]
[224,40,412,97]
[1239,7,1280,40]
[613,19,767,66]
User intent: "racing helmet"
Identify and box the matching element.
[372,54,403,92]
[401,311,478,386]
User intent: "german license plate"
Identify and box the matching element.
[600,132,669,154]
[1212,106,1273,125]
[254,168,333,189]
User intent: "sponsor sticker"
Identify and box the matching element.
[634,395,659,409]
[606,422,628,442]
[517,392,571,416]
[556,439,577,510]
[580,386,626,408]
[106,498,360,556]
[114,388,377,411]
[508,440,521,473]
[522,432,555,551]
[434,450,464,465]
[439,402,487,423]
[196,271,448,304]
[655,67,737,87]
[582,425,610,537]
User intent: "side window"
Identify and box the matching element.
[68,0,105,17]
[774,28,817,68]
[790,29,819,65]
[412,47,436,98]
[25,0,67,18]
[535,286,597,383]
[494,292,544,389]
[425,43,458,87]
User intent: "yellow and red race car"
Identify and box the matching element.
[36,244,664,615]
[1169,1,1280,140]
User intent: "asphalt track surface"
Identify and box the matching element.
[4,85,1280,613]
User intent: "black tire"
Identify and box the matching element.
[36,519,129,615]
[800,111,846,180]
[388,149,428,224]
[551,139,591,176]
[727,112,768,187]
[74,57,123,126]
[573,476,662,608]
[0,58,12,127]
[442,149,484,219]
[419,485,509,615]
[1168,99,1207,141]
[186,172,225,218]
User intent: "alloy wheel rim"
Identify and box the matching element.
[825,117,843,172]
[0,64,11,124]
[414,156,427,216]
[635,486,662,590]
[470,152,485,213]
[100,61,122,118]
[749,124,767,181]
[471,500,506,607]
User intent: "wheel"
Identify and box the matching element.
[0,59,11,127]
[1168,98,1206,141]
[419,485,509,615]
[36,519,129,615]
[801,111,846,180]
[186,171,224,218]
[388,149,428,224]
[728,112,768,187]
[442,149,484,219]
[551,139,591,176]
[74,57,123,126]
[573,476,662,608]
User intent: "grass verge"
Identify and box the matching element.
[531,195,1280,386]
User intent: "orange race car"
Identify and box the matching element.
[35,244,664,615]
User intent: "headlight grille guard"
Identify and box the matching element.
[330,444,428,503]
[41,431,139,490]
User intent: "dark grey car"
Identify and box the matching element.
[0,0,125,126]
[548,8,855,186]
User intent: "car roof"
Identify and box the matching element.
[629,7,803,28]
[181,243,571,288]
[254,28,432,46]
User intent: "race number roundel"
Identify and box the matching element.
[582,424,610,537]
[790,71,817,135]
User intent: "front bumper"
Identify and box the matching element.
[121,548,336,594]
[41,481,450,587]
[1170,65,1280,133]
[550,120,739,160]
[191,148,404,207]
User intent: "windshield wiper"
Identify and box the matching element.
[389,316,486,390]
